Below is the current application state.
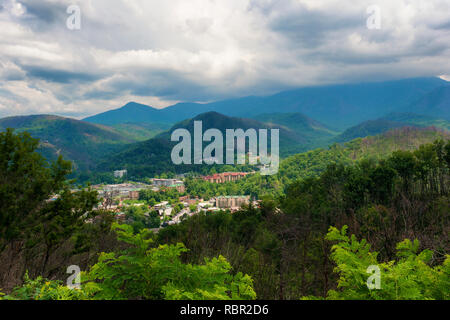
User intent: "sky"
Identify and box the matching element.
[0,0,449,119]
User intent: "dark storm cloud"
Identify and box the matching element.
[106,71,217,102]
[0,0,449,117]
[19,0,62,22]
[23,66,102,84]
[82,90,122,101]
[15,0,68,31]
[269,7,362,48]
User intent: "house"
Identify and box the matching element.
[152,179,181,187]
[188,197,203,206]
[99,183,150,201]
[128,190,140,200]
[215,196,250,210]
[158,207,173,217]
[169,183,185,193]
[154,201,169,210]
[179,195,189,202]
[202,172,250,184]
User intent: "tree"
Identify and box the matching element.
[368,163,397,204]
[387,151,417,195]
[0,129,99,280]
[320,226,449,300]
[3,224,257,300]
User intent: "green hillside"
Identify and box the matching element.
[252,112,337,148]
[279,126,450,185]
[185,126,450,199]
[111,122,171,141]
[335,113,450,142]
[0,115,135,170]
[158,111,315,155]
[96,111,307,177]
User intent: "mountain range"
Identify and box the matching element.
[398,85,450,119]
[94,111,335,177]
[83,77,449,130]
[0,111,335,173]
[1,76,449,177]
[94,112,450,179]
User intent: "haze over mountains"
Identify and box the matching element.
[1,76,449,176]
[399,86,450,120]
[83,77,449,130]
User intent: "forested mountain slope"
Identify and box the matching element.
[0,115,135,170]
[335,113,450,142]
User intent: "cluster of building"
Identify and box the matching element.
[202,172,251,184]
[152,178,186,193]
[152,195,252,219]
[89,171,256,227]
[176,196,252,213]
[95,183,152,201]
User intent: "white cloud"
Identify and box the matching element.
[0,0,449,118]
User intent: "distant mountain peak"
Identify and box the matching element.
[83,102,162,125]
[193,111,224,119]
[83,77,447,128]
[122,101,154,109]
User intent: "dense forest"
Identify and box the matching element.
[0,128,448,300]
[184,127,450,199]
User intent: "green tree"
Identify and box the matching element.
[83,224,256,300]
[321,226,449,300]
[0,129,99,276]
[3,223,256,300]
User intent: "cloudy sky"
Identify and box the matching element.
[0,0,449,118]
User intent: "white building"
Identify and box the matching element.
[152,178,183,187]
[114,170,127,178]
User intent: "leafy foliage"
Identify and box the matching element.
[1,272,88,300]
[323,226,449,300]
[0,129,108,290]
[3,224,256,300]
[1,127,449,301]
[83,224,256,300]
